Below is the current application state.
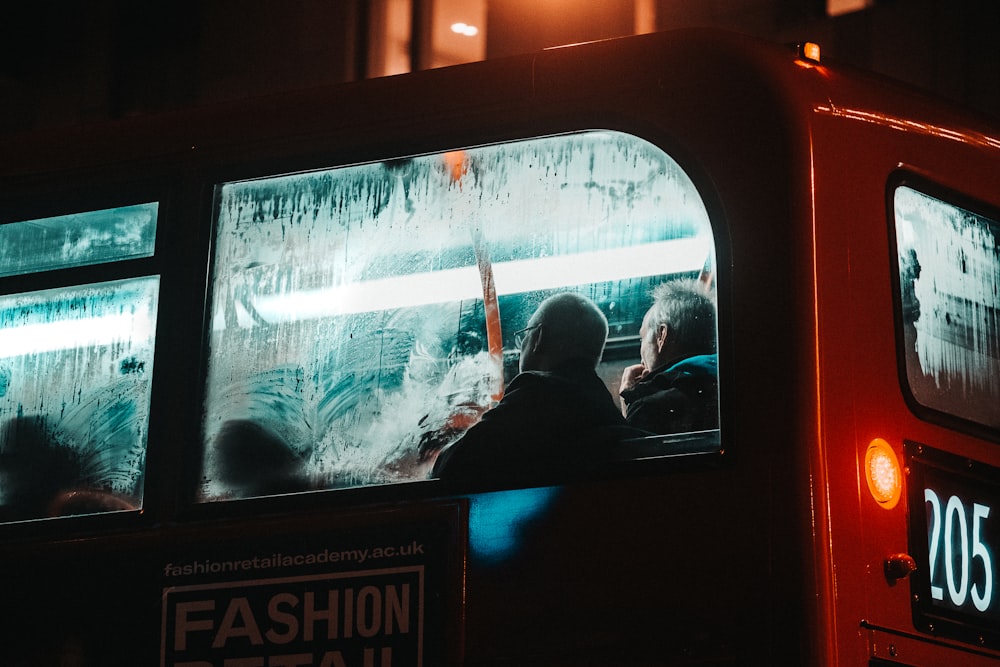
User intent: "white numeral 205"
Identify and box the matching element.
[925,488,994,612]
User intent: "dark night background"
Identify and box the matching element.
[0,0,998,138]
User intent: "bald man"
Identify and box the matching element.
[431,292,629,487]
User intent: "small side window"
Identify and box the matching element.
[0,203,157,278]
[0,203,159,522]
[893,184,1000,431]
[201,131,719,500]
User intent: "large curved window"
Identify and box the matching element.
[201,131,719,500]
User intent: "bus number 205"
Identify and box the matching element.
[924,488,994,613]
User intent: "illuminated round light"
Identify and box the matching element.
[865,438,903,509]
[450,22,479,37]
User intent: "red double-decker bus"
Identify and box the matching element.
[0,28,997,666]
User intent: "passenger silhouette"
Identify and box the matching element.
[432,292,632,487]
[619,280,719,434]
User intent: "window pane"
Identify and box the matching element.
[202,131,717,500]
[0,203,157,278]
[0,277,158,522]
[895,186,1000,430]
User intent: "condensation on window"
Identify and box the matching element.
[0,203,157,278]
[895,186,1000,430]
[201,131,715,500]
[0,277,158,522]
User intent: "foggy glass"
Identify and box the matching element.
[895,186,1000,430]
[0,277,158,522]
[202,131,716,500]
[0,203,157,278]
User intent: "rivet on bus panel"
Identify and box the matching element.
[865,438,902,509]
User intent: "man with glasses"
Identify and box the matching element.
[431,292,630,487]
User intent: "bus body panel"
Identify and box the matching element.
[810,70,1000,662]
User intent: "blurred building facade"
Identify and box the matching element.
[1,0,998,136]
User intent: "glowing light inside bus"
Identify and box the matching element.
[252,237,711,323]
[0,312,155,359]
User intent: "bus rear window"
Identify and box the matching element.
[894,185,1000,431]
[201,131,719,500]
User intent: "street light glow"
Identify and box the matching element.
[451,22,479,37]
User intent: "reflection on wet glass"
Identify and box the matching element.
[202,131,716,500]
[0,277,158,522]
[895,186,1000,429]
[468,487,561,563]
[0,203,157,278]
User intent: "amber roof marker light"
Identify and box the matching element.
[795,41,822,64]
[865,438,903,510]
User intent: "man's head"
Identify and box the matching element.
[639,279,716,371]
[518,293,608,372]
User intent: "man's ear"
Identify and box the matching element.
[530,324,546,354]
[655,323,669,352]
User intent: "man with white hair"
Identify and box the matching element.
[619,279,719,434]
[432,292,628,487]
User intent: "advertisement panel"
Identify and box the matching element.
[158,504,464,667]
[0,502,464,665]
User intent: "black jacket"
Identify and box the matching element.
[620,354,719,434]
[432,359,630,487]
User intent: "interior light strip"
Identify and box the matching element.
[252,237,711,323]
[0,312,155,359]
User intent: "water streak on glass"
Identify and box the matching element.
[0,203,158,278]
[895,186,1000,429]
[0,277,159,522]
[202,131,715,500]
